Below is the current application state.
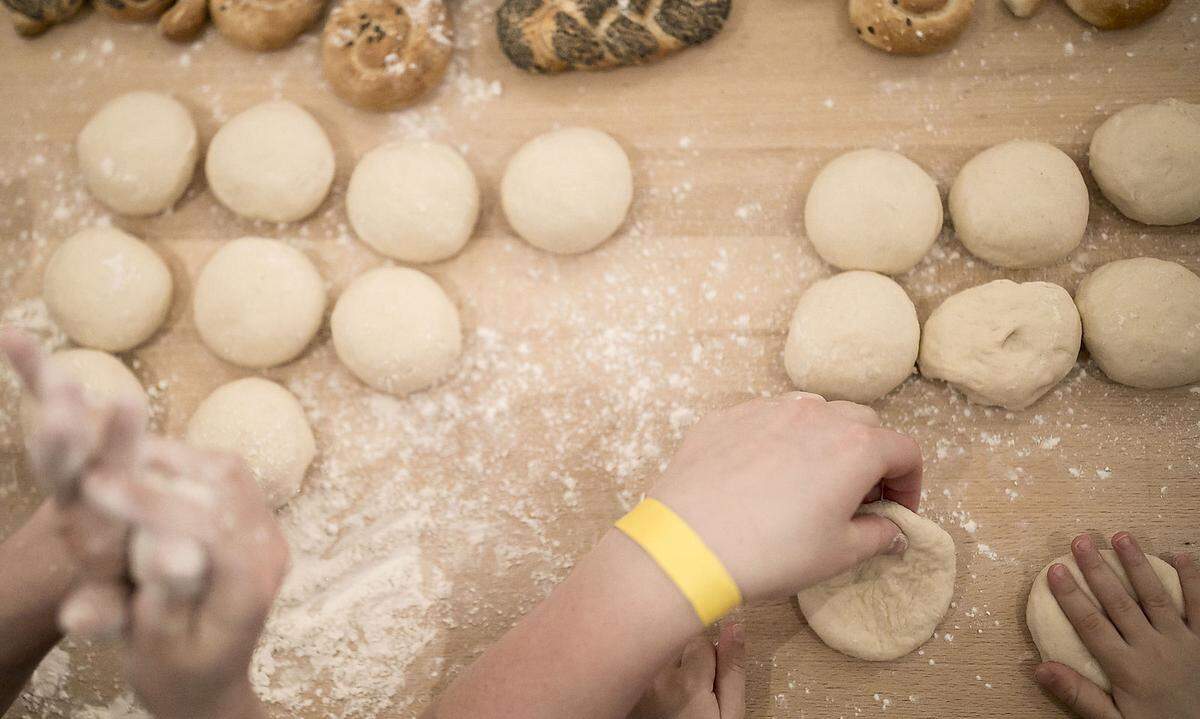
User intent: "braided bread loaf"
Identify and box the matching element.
[496,0,732,74]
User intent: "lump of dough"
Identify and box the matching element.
[919,280,1081,410]
[77,91,198,216]
[803,149,942,275]
[186,377,315,508]
[347,141,480,264]
[192,238,326,369]
[43,227,173,353]
[949,140,1089,269]
[797,501,956,661]
[22,349,148,434]
[1089,100,1200,226]
[501,127,633,255]
[1027,550,1183,692]
[1075,258,1200,389]
[783,271,919,403]
[205,100,335,223]
[331,267,462,396]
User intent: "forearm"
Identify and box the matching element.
[429,529,701,719]
[0,501,76,711]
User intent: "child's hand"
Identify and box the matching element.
[649,393,922,602]
[1035,533,1200,719]
[630,624,745,719]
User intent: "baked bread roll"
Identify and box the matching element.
[94,0,172,21]
[496,0,732,74]
[849,0,974,54]
[322,0,454,111]
[4,0,84,34]
[1064,0,1169,29]
[210,0,325,50]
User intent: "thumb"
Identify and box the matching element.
[843,514,907,566]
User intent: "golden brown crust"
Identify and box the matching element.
[1063,0,1169,29]
[849,0,974,54]
[321,0,454,111]
[1003,0,1043,17]
[495,0,732,74]
[210,0,325,50]
[159,0,209,40]
[94,0,173,21]
[4,0,83,34]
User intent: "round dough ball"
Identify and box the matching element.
[803,149,943,275]
[784,272,919,403]
[22,349,148,434]
[501,127,633,254]
[1027,550,1183,692]
[797,501,956,661]
[347,141,480,263]
[919,280,1082,410]
[205,100,335,223]
[331,267,461,396]
[1075,258,1200,389]
[186,377,315,508]
[77,91,199,216]
[192,238,326,369]
[949,140,1089,269]
[1089,100,1200,226]
[43,227,173,353]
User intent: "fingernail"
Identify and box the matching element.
[1073,534,1094,552]
[886,532,909,555]
[1033,665,1050,682]
[1113,533,1134,551]
[1048,563,1070,584]
[730,623,745,644]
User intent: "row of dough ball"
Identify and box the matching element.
[79,92,634,258]
[23,350,312,509]
[803,100,1200,275]
[42,229,464,397]
[784,258,1200,409]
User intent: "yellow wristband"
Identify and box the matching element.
[615,498,742,625]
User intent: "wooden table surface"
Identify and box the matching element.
[1,0,1198,716]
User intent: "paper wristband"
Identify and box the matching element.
[615,498,742,625]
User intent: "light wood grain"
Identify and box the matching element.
[1,0,1198,717]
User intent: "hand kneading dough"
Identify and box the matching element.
[192,238,326,369]
[797,501,956,660]
[347,141,480,263]
[77,91,198,216]
[1075,258,1200,389]
[1089,100,1200,226]
[332,267,462,396]
[1027,550,1183,692]
[919,280,1081,410]
[43,227,173,353]
[501,128,633,254]
[949,140,1089,268]
[205,100,335,223]
[186,377,315,508]
[783,272,919,403]
[22,349,148,435]
[803,149,942,275]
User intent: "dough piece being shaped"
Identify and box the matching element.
[783,271,919,403]
[919,280,1081,410]
[43,227,173,353]
[797,501,956,660]
[77,92,198,216]
[804,149,942,275]
[1027,550,1183,691]
[1089,100,1200,226]
[949,140,1089,269]
[205,100,335,223]
[192,238,326,369]
[502,127,633,254]
[22,349,149,435]
[186,377,315,508]
[331,267,461,396]
[1075,258,1200,389]
[347,141,480,263]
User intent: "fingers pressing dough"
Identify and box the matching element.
[323,0,454,111]
[496,0,732,74]
[210,0,325,50]
[849,0,974,55]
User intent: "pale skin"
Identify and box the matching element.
[0,329,1196,718]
